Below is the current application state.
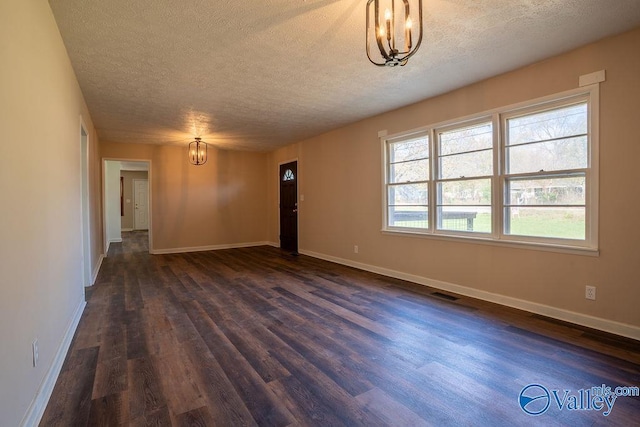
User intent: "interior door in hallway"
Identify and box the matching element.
[133,179,149,230]
[279,161,298,253]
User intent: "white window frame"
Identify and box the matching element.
[382,85,599,255]
[384,130,431,233]
[433,117,495,238]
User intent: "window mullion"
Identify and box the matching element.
[493,112,502,239]
[390,157,430,166]
[429,128,437,233]
[504,168,588,180]
[437,175,493,183]
[388,180,429,187]
[439,147,494,158]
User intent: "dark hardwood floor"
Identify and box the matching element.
[40,231,640,426]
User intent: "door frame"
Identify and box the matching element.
[132,178,149,230]
[102,158,153,254]
[79,118,91,287]
[278,158,299,252]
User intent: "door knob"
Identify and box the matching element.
[293,209,298,213]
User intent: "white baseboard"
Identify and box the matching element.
[20,299,86,427]
[150,241,273,255]
[91,254,104,285]
[121,228,133,232]
[267,241,280,248]
[300,249,640,341]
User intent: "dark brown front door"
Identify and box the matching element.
[279,161,298,253]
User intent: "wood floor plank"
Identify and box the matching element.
[152,348,207,419]
[356,387,431,427]
[174,406,215,427]
[124,269,144,311]
[88,391,130,426]
[129,406,172,427]
[181,338,258,426]
[125,309,148,360]
[266,317,375,397]
[183,299,295,426]
[221,325,291,383]
[269,351,386,426]
[127,357,167,420]
[92,356,128,399]
[40,346,99,426]
[40,231,640,426]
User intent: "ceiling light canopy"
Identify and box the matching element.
[366,0,423,67]
[189,137,207,165]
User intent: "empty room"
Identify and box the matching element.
[2,0,640,425]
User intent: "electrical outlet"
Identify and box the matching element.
[585,285,596,301]
[354,245,359,254]
[32,339,39,367]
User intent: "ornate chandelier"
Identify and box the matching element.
[366,0,423,67]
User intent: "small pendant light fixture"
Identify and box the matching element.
[188,137,207,165]
[366,0,423,67]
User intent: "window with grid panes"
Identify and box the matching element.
[436,121,493,234]
[386,134,430,230]
[503,101,589,241]
[382,87,597,251]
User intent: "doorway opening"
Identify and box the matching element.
[103,159,152,254]
[279,160,298,254]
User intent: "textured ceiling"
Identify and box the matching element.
[49,0,640,151]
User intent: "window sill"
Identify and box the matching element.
[381,228,599,257]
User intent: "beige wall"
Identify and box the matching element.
[101,142,269,251]
[120,170,149,230]
[0,0,102,425]
[269,28,640,331]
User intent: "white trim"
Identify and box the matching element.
[79,118,92,287]
[150,241,273,255]
[579,70,605,87]
[299,249,640,341]
[121,228,134,232]
[267,241,280,248]
[91,254,104,285]
[20,300,86,427]
[587,84,600,252]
